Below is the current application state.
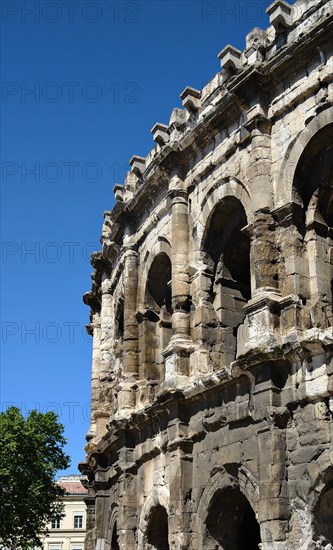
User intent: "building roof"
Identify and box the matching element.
[58,475,88,495]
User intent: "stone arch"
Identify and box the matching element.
[293,123,333,221]
[295,121,333,321]
[107,503,120,550]
[138,489,170,550]
[137,239,172,308]
[114,295,124,342]
[276,113,333,320]
[202,196,251,299]
[142,252,172,376]
[146,505,169,550]
[111,526,120,550]
[193,467,261,550]
[137,243,173,395]
[145,252,172,315]
[238,465,260,504]
[313,479,333,547]
[277,106,333,208]
[199,187,251,366]
[197,177,252,244]
[300,453,333,547]
[205,488,261,549]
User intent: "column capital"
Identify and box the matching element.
[168,188,188,205]
[123,231,138,255]
[123,246,138,259]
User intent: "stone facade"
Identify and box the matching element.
[79,1,333,548]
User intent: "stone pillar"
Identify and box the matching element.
[170,187,191,341]
[168,439,193,550]
[244,108,280,298]
[87,310,101,440]
[257,420,289,550]
[96,277,114,432]
[304,219,332,327]
[273,203,307,299]
[269,202,312,334]
[163,180,193,384]
[250,211,280,297]
[118,231,139,413]
[245,106,272,213]
[235,111,284,358]
[117,465,137,550]
[190,249,220,375]
[123,245,139,378]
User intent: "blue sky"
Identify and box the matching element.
[1,0,284,474]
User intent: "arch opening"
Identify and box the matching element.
[313,481,333,546]
[147,252,172,314]
[115,296,124,342]
[203,197,251,364]
[294,124,333,226]
[138,253,172,388]
[293,124,333,325]
[205,487,261,550]
[146,505,169,550]
[111,522,120,550]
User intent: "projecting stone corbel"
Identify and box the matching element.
[151,122,170,146]
[135,308,160,324]
[244,28,267,65]
[218,45,242,74]
[180,86,201,112]
[113,183,124,202]
[266,0,292,34]
[129,155,146,176]
[244,104,272,135]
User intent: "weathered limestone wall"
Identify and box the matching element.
[80,0,333,548]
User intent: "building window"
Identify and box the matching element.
[74,514,83,529]
[51,518,61,529]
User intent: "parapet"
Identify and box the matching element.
[106,0,332,220]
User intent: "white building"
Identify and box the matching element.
[43,475,87,550]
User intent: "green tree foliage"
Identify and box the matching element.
[0,406,70,548]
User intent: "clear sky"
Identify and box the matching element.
[1,0,291,474]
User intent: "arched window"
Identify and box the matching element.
[205,487,261,550]
[146,505,169,550]
[138,253,172,387]
[293,124,333,326]
[203,196,251,364]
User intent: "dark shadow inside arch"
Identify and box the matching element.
[204,196,251,301]
[202,196,251,363]
[294,123,333,227]
[206,487,261,550]
[137,252,172,384]
[146,505,169,550]
[313,480,333,545]
[293,124,333,323]
[111,522,120,550]
[115,296,124,341]
[147,252,172,314]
